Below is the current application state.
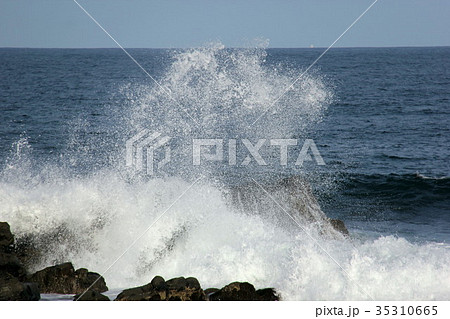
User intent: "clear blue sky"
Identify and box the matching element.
[1,0,449,48]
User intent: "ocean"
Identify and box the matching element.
[0,45,449,300]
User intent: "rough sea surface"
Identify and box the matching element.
[0,46,449,300]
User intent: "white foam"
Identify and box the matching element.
[1,44,448,300]
[1,171,449,300]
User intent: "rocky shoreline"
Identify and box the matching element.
[1,219,349,301]
[0,221,280,301]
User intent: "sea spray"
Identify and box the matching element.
[2,171,449,299]
[116,43,332,182]
[1,44,449,300]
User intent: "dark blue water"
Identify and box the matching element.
[2,46,450,299]
[0,47,449,245]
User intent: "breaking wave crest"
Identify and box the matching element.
[1,170,449,300]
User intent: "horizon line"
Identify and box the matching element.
[1,45,449,50]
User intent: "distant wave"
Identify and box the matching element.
[339,173,450,207]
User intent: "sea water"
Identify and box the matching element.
[0,45,449,300]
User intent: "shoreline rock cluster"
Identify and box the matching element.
[29,262,108,295]
[1,218,349,301]
[113,276,279,301]
[1,222,107,301]
[0,221,280,301]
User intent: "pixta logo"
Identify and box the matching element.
[193,138,325,167]
[126,130,171,175]
[126,132,325,175]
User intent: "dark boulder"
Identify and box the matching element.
[167,283,205,301]
[0,251,27,280]
[74,290,110,301]
[209,282,279,301]
[0,222,14,250]
[166,277,187,291]
[186,277,201,289]
[0,222,26,280]
[255,288,279,301]
[22,282,40,301]
[28,262,108,294]
[0,270,40,301]
[115,276,205,301]
[209,282,257,301]
[150,275,167,290]
[0,222,41,301]
[75,268,108,293]
[115,282,158,301]
[330,219,349,236]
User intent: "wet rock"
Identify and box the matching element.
[22,282,40,301]
[115,282,159,301]
[165,276,205,300]
[209,282,257,301]
[0,274,40,301]
[209,282,280,301]
[0,222,14,249]
[74,290,110,301]
[28,262,108,294]
[0,222,26,280]
[186,277,201,289]
[166,277,187,291]
[0,251,27,280]
[28,262,74,294]
[204,288,220,300]
[167,284,205,301]
[0,222,41,301]
[115,276,206,301]
[74,268,108,293]
[330,219,349,236]
[150,275,167,290]
[256,288,279,301]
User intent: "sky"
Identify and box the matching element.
[0,0,449,48]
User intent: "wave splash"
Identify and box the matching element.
[0,44,449,300]
[1,172,449,300]
[124,43,330,136]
